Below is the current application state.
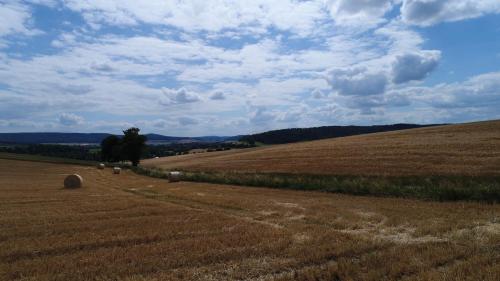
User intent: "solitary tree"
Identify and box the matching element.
[121,127,147,166]
[100,135,121,162]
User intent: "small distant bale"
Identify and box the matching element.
[113,167,121,174]
[168,171,182,182]
[64,174,83,189]
[97,163,105,169]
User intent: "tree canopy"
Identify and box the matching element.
[100,127,147,166]
[122,127,147,166]
[101,135,121,162]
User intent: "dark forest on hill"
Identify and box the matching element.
[239,124,441,145]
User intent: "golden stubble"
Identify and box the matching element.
[1,159,499,281]
[143,120,500,177]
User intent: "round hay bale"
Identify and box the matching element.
[113,167,121,174]
[97,163,105,169]
[169,171,182,182]
[64,174,83,188]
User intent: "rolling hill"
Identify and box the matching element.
[0,123,439,145]
[240,123,440,144]
[0,132,236,145]
[143,120,500,176]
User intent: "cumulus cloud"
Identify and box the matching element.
[210,91,226,100]
[1,0,499,135]
[323,60,429,113]
[62,0,326,35]
[51,33,78,48]
[275,105,308,123]
[420,72,500,110]
[0,2,39,37]
[328,0,395,26]
[392,51,441,84]
[326,67,388,96]
[401,0,500,26]
[160,88,200,105]
[40,0,500,36]
[42,0,500,33]
[58,113,84,126]
[43,0,500,33]
[249,106,276,125]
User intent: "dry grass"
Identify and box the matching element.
[143,120,500,176]
[1,159,499,280]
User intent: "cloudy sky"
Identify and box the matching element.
[1,0,499,136]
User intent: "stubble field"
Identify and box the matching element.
[1,159,499,280]
[143,120,500,176]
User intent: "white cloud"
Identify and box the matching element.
[419,72,500,110]
[0,2,39,37]
[326,67,388,96]
[392,51,441,84]
[63,0,430,34]
[58,113,84,126]
[248,106,276,125]
[1,0,499,135]
[401,0,500,26]
[374,21,424,53]
[327,0,395,27]
[63,0,327,35]
[51,33,78,48]
[275,105,308,123]
[160,87,200,105]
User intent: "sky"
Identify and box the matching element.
[0,0,499,136]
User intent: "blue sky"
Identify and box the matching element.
[0,0,499,136]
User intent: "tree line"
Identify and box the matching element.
[0,143,101,161]
[240,124,440,145]
[1,127,256,165]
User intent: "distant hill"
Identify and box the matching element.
[0,133,112,145]
[0,132,236,145]
[239,123,442,144]
[0,124,439,145]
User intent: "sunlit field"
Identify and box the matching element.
[1,159,499,281]
[140,121,500,202]
[143,120,500,176]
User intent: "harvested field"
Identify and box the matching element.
[1,159,500,280]
[143,120,500,176]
